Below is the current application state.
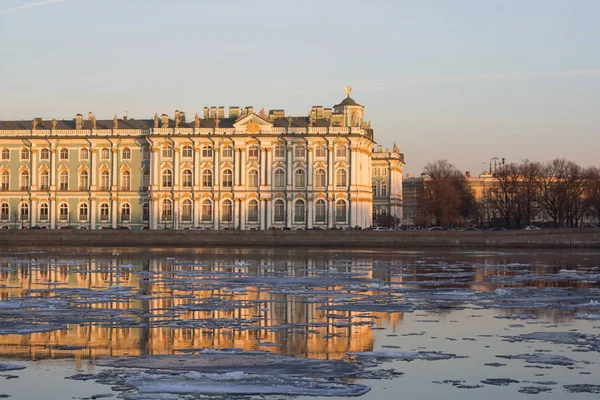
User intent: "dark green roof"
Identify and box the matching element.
[334,96,362,108]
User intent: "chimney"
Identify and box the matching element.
[88,112,94,121]
[465,171,471,178]
[229,106,240,119]
[377,145,383,153]
[210,106,217,119]
[218,106,225,119]
[75,113,84,130]
[323,108,332,119]
[179,111,186,124]
[246,106,254,115]
[203,107,209,119]
[123,112,128,123]
[161,114,169,128]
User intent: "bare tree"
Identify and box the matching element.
[584,167,600,225]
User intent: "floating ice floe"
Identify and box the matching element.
[496,353,577,366]
[0,363,25,372]
[348,351,460,362]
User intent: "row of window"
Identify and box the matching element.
[372,181,388,197]
[0,198,349,224]
[1,144,351,163]
[372,167,388,176]
[0,168,349,191]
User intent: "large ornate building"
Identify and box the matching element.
[0,90,404,229]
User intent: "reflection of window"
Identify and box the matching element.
[202,200,212,221]
[222,169,232,188]
[221,200,232,222]
[182,146,193,158]
[294,169,305,189]
[274,169,285,189]
[294,145,305,158]
[182,169,192,188]
[248,169,258,188]
[181,199,192,221]
[274,200,285,222]
[294,200,305,222]
[202,169,213,187]
[248,200,259,222]
[335,200,347,222]
[315,199,326,222]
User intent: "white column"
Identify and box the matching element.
[111,198,117,228]
[266,149,272,186]
[214,148,220,186]
[193,146,201,189]
[31,198,37,226]
[90,149,97,189]
[240,199,245,230]
[286,146,292,187]
[31,150,37,190]
[90,198,96,229]
[50,149,57,188]
[259,149,266,186]
[50,198,56,229]
[174,148,180,188]
[307,147,313,187]
[151,148,159,187]
[240,150,246,186]
[111,148,118,187]
[259,199,265,230]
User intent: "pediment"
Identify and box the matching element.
[233,114,273,134]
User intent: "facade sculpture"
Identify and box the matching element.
[0,92,404,230]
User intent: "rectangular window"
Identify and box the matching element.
[294,146,305,159]
[336,146,347,158]
[202,146,213,158]
[315,146,326,158]
[182,146,193,158]
[248,147,259,159]
[222,146,233,158]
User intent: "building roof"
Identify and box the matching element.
[334,95,362,108]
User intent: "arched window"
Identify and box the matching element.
[39,203,49,221]
[315,169,326,188]
[21,148,30,160]
[182,169,192,188]
[294,169,306,189]
[99,203,109,221]
[161,198,172,221]
[60,148,69,160]
[248,146,259,159]
[20,202,29,220]
[221,199,232,222]
[162,169,173,188]
[142,169,150,189]
[121,170,131,191]
[222,145,233,158]
[336,145,347,158]
[294,145,305,159]
[59,171,69,191]
[121,203,130,221]
[222,169,233,188]
[20,170,29,190]
[315,199,327,222]
[336,169,347,188]
[40,170,49,190]
[79,148,89,160]
[79,170,88,190]
[247,199,259,222]
[335,200,347,222]
[101,148,110,160]
[201,199,212,221]
[202,145,213,158]
[181,199,192,221]
[274,199,285,222]
[0,203,8,220]
[275,145,285,158]
[202,169,213,188]
[100,170,110,190]
[182,145,193,158]
[315,145,327,158]
[1,149,9,160]
[162,145,173,158]
[79,203,88,221]
[59,203,69,221]
[274,169,285,189]
[372,181,377,197]
[380,182,387,197]
[40,148,49,160]
[294,200,305,222]
[248,169,258,188]
[0,171,8,191]
[142,203,149,221]
[122,148,131,160]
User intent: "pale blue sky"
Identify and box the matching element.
[1,0,599,175]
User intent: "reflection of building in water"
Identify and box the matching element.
[0,253,408,361]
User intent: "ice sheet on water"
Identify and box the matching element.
[124,371,370,397]
[496,353,577,366]
[95,352,359,378]
[0,363,25,372]
[0,321,65,335]
[505,332,600,352]
[349,351,460,361]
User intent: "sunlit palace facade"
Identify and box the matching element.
[0,91,404,230]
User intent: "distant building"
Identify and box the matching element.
[0,90,404,229]
[371,145,404,225]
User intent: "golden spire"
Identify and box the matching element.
[345,86,352,97]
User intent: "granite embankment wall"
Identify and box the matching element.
[0,229,599,249]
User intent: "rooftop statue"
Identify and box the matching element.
[194,113,200,128]
[154,113,159,128]
[393,142,399,153]
[52,118,57,130]
[113,115,118,129]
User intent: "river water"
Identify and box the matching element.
[0,247,599,399]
